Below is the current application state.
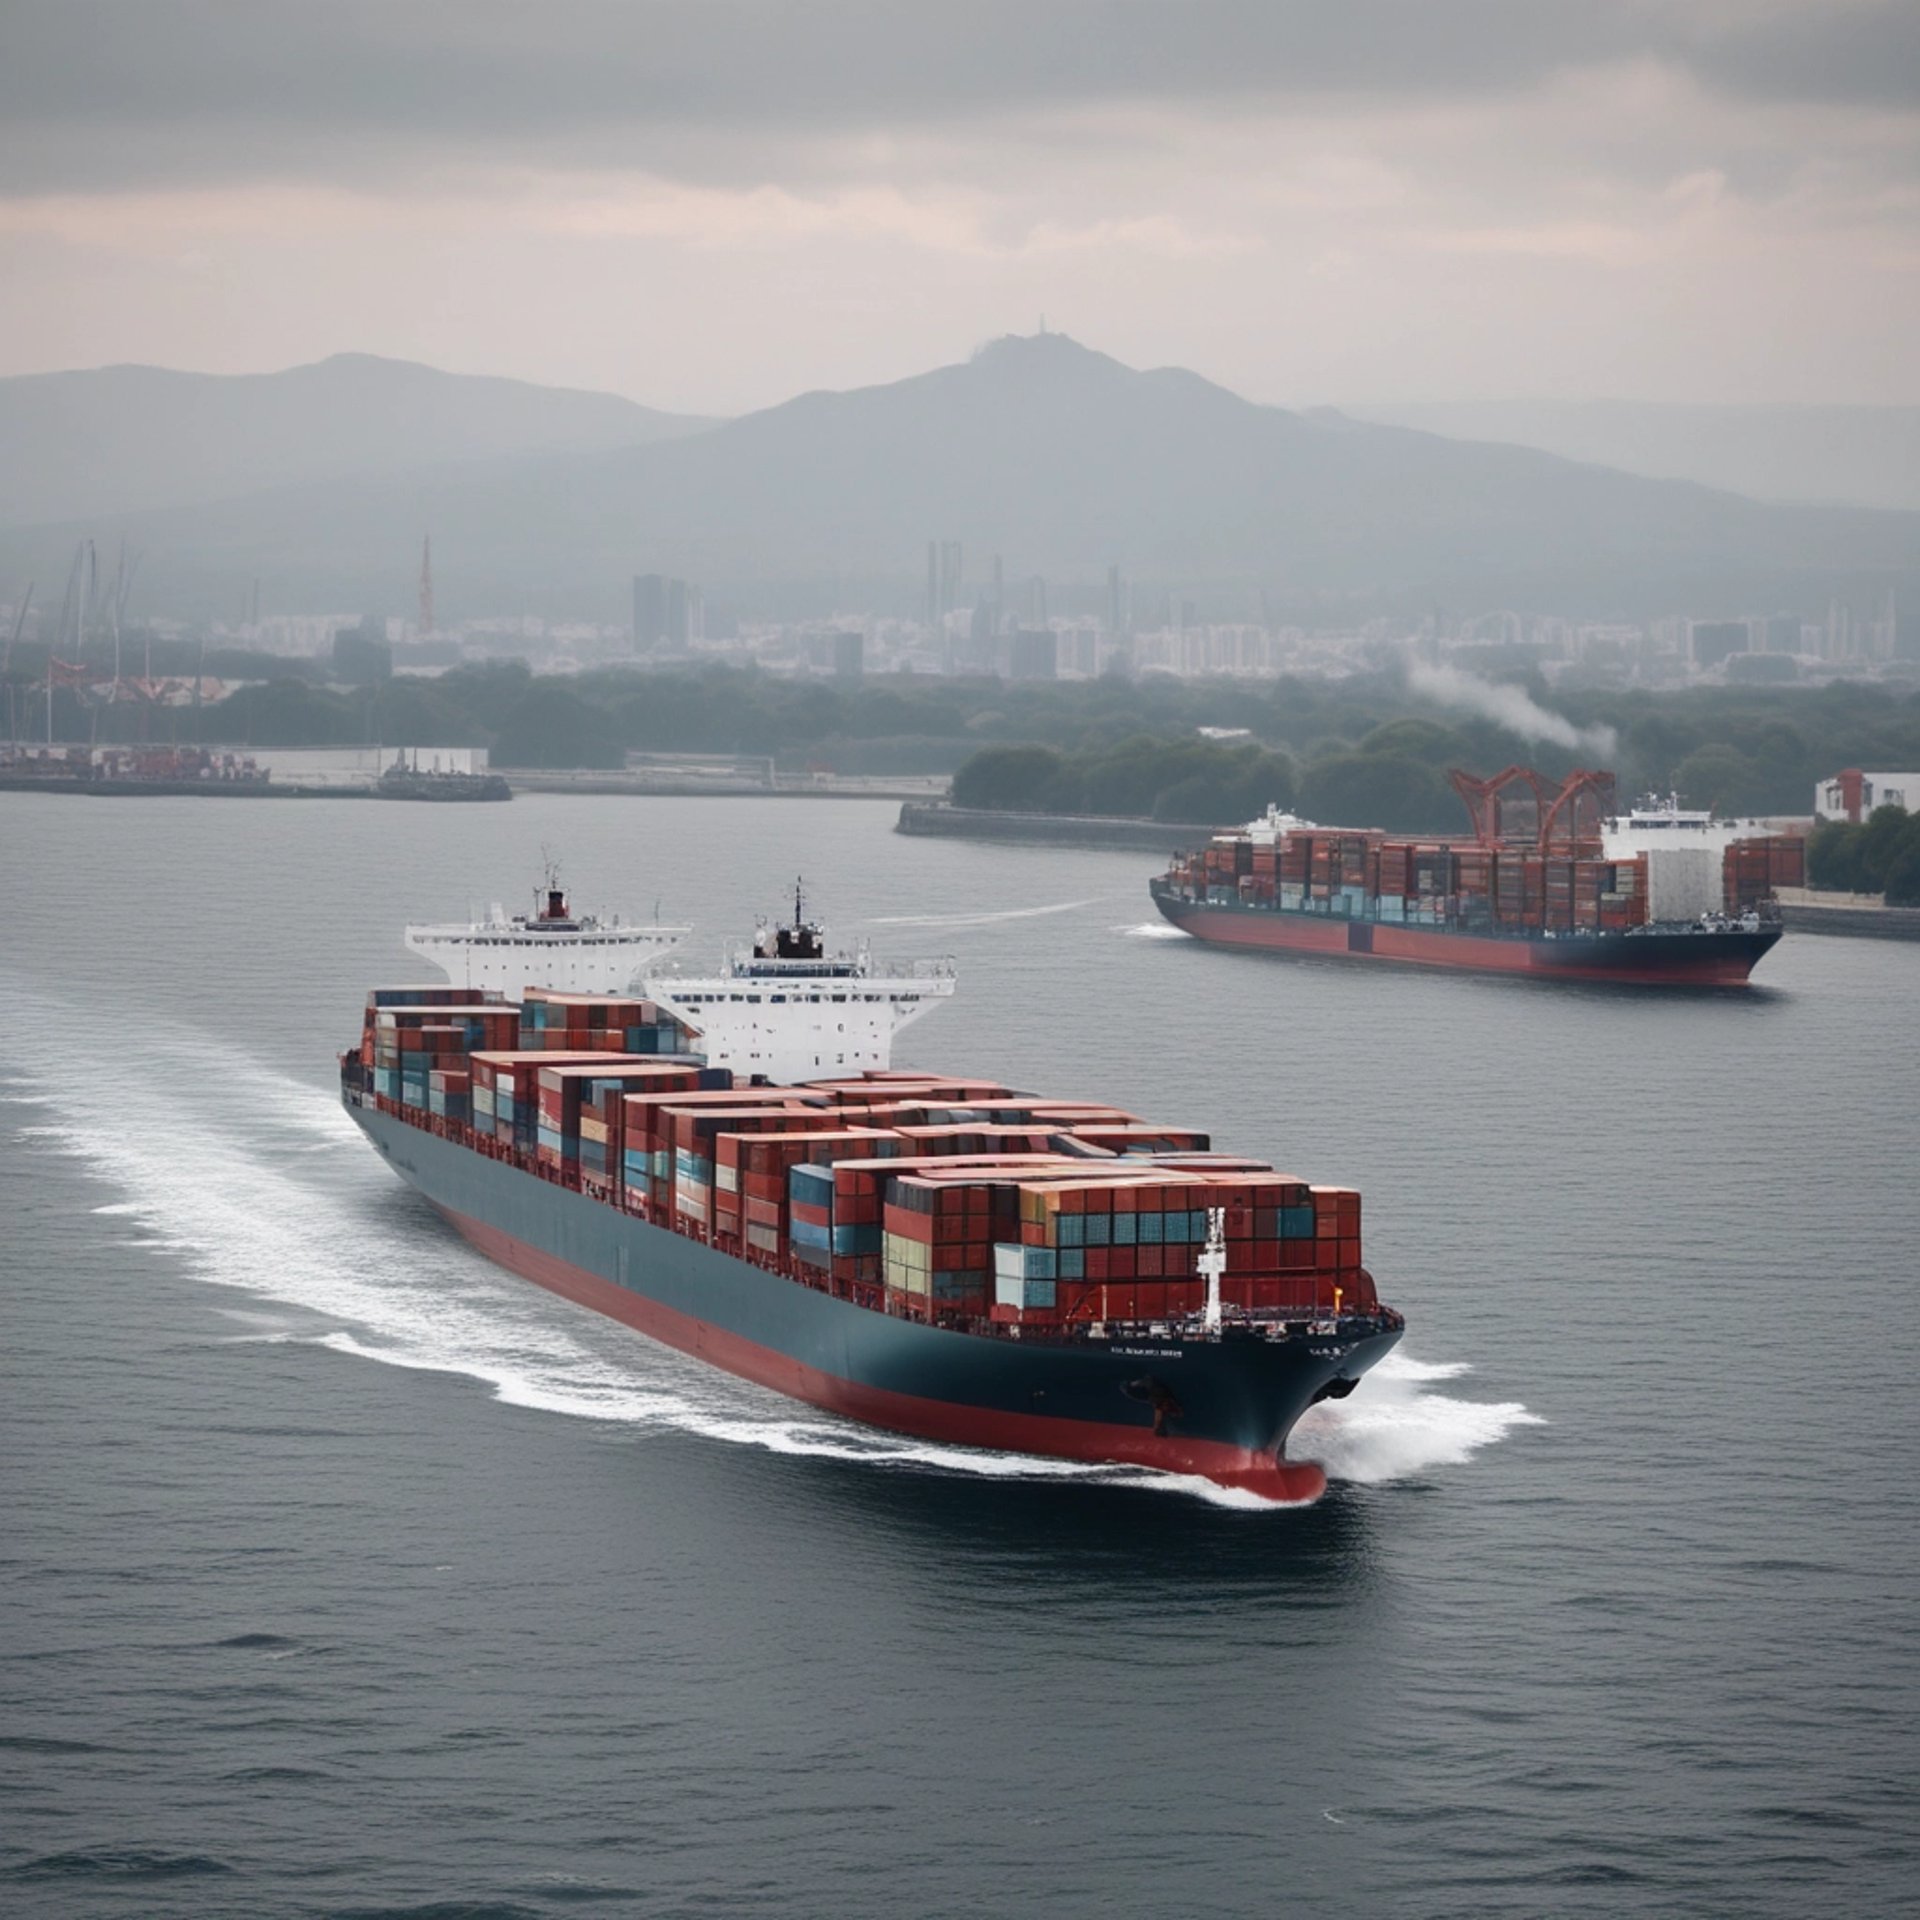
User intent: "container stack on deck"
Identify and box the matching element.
[990,1171,1370,1329]
[534,1061,709,1185]
[364,990,521,1119]
[348,986,1376,1337]
[519,987,696,1054]
[1173,828,1658,932]
[1172,822,1805,931]
[1723,836,1803,910]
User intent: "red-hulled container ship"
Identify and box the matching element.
[341,891,1403,1504]
[1151,766,1803,987]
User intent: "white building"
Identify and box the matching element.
[1814,770,1919,823]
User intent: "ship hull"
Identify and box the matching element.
[1150,879,1780,986]
[349,1103,1398,1502]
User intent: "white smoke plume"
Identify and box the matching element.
[1408,661,1618,762]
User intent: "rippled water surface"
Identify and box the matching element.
[2,793,1915,1917]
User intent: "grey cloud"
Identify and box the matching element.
[0,1,1911,196]
[1703,2,1920,114]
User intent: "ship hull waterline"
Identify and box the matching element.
[1150,879,1781,987]
[349,1103,1399,1505]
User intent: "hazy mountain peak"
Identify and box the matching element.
[1343,397,1920,513]
[0,353,716,527]
[4,334,1914,622]
[969,330,1120,373]
[301,351,462,381]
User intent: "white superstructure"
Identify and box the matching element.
[1244,803,1319,844]
[645,884,955,1084]
[1601,793,1776,862]
[406,880,689,998]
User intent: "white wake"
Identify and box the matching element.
[1292,1354,1543,1483]
[2,982,1536,1507]
[866,897,1108,929]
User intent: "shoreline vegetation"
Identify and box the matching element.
[1808,807,1920,906]
[8,657,1917,850]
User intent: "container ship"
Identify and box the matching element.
[1151,766,1804,987]
[341,889,1403,1503]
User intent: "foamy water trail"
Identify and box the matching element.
[1117,922,1190,940]
[867,897,1107,928]
[1292,1354,1543,1483]
[2,979,1536,1505]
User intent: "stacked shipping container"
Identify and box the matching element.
[989,1173,1373,1330]
[352,987,1378,1339]
[519,988,695,1055]
[1723,836,1803,911]
[367,1001,520,1115]
[1174,825,1803,931]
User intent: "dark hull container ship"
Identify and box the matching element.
[1152,767,1802,987]
[341,890,1403,1503]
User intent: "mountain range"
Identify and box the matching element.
[1340,399,1920,515]
[0,353,709,527]
[1,335,1913,624]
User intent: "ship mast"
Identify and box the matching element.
[1198,1206,1226,1332]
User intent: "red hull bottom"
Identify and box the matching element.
[1158,898,1767,986]
[435,1202,1328,1505]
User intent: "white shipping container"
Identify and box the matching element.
[1646,847,1722,922]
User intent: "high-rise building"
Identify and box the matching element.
[1825,601,1853,661]
[633,574,667,651]
[1106,563,1127,637]
[333,614,392,685]
[926,541,939,628]
[1897,599,1920,663]
[833,630,865,678]
[634,573,695,650]
[1026,575,1048,628]
[1008,629,1057,681]
[1871,591,1899,663]
[1688,620,1748,669]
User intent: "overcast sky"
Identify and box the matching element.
[2,1,1915,412]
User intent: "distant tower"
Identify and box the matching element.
[633,573,666,651]
[418,536,435,639]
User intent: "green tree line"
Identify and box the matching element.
[948,687,1920,835]
[9,649,1917,823]
[1808,806,1920,906]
